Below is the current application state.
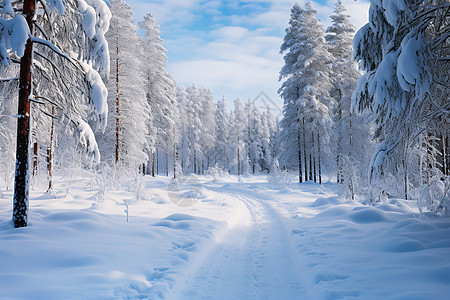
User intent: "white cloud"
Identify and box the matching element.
[127,0,370,107]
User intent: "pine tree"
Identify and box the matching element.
[278,1,333,183]
[139,13,177,176]
[326,0,371,198]
[99,0,149,172]
[230,98,247,176]
[214,96,231,171]
[198,87,216,172]
[353,0,449,212]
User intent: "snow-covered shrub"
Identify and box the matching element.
[419,176,450,217]
[268,160,293,185]
[205,163,229,182]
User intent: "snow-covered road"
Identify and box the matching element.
[176,187,304,300]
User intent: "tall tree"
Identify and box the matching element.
[99,0,149,172]
[214,96,231,171]
[278,1,333,183]
[230,98,247,176]
[139,13,177,176]
[198,87,216,172]
[326,0,372,198]
[1,0,110,227]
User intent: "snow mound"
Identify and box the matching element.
[349,207,387,223]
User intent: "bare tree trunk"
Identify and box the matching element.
[404,129,409,200]
[312,131,316,183]
[337,91,342,184]
[318,132,322,185]
[173,146,177,179]
[237,136,241,176]
[166,150,169,177]
[303,118,308,181]
[298,118,302,183]
[152,151,155,177]
[115,41,120,164]
[48,106,54,191]
[445,134,449,176]
[13,0,35,228]
[32,142,38,176]
[441,134,447,176]
[194,149,197,174]
[309,154,312,181]
[156,148,159,175]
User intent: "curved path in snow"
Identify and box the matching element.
[173,186,305,300]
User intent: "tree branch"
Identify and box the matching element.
[0,77,19,82]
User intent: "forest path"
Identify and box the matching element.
[173,183,305,300]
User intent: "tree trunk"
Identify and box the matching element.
[48,106,54,191]
[166,150,169,176]
[303,118,308,181]
[32,142,38,176]
[237,136,241,176]
[298,118,302,183]
[337,91,342,184]
[156,148,159,175]
[152,151,155,177]
[115,41,120,164]
[318,132,322,185]
[173,146,177,179]
[309,153,312,181]
[194,149,197,174]
[441,134,447,176]
[13,0,35,228]
[445,134,449,176]
[312,131,316,183]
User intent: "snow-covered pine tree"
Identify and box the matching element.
[176,85,191,175]
[245,99,265,174]
[213,96,231,171]
[198,87,216,173]
[278,1,333,184]
[353,0,449,213]
[185,84,203,174]
[260,106,277,173]
[229,98,247,176]
[139,13,177,176]
[326,0,372,199]
[0,0,110,227]
[99,0,148,173]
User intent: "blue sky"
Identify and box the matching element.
[127,0,370,113]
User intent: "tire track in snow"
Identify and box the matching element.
[175,184,305,300]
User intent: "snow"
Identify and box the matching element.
[78,0,111,76]
[81,62,108,131]
[1,175,449,299]
[44,0,65,15]
[0,16,30,65]
[75,118,101,163]
[78,0,96,39]
[0,0,14,17]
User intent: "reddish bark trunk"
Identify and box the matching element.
[13,0,35,228]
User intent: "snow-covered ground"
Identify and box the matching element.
[1,175,449,299]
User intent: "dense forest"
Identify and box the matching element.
[0,0,449,229]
